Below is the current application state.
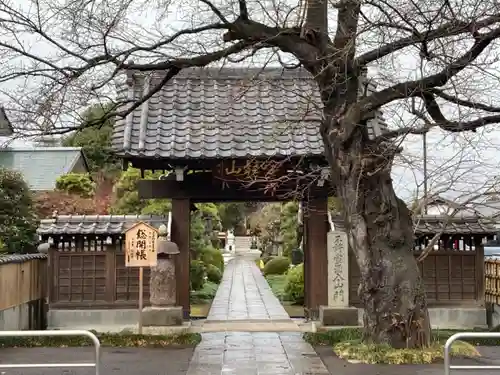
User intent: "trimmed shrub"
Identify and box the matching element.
[190,260,206,291]
[190,281,219,304]
[56,173,95,197]
[284,263,304,305]
[263,256,290,276]
[200,247,224,272]
[206,264,222,284]
[261,255,275,265]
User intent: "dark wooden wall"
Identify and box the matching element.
[348,238,485,306]
[47,232,487,310]
[49,239,150,309]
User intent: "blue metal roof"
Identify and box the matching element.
[0,147,89,190]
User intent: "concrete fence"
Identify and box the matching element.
[0,254,48,330]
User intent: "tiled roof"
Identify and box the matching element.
[0,147,89,191]
[0,253,47,265]
[414,216,497,235]
[37,215,169,235]
[112,67,388,160]
[331,215,497,235]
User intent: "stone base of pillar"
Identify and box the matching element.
[142,306,183,327]
[319,305,359,326]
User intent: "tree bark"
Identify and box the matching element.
[322,114,431,348]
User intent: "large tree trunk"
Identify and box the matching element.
[323,117,431,348]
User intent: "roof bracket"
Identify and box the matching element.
[175,166,187,181]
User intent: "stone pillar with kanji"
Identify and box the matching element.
[142,224,183,326]
[319,231,359,326]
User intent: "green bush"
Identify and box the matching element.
[263,256,290,276]
[0,330,201,348]
[284,263,304,304]
[206,264,222,284]
[200,247,224,272]
[261,255,275,265]
[190,281,219,304]
[303,327,500,348]
[55,173,95,197]
[0,168,37,254]
[190,260,206,291]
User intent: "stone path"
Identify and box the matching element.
[206,257,290,322]
[187,258,330,374]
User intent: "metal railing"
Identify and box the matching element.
[444,332,500,375]
[0,330,101,375]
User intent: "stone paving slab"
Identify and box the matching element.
[206,258,290,321]
[188,259,330,374]
[186,332,329,375]
[196,321,302,332]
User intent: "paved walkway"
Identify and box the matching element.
[187,258,330,374]
[206,257,290,322]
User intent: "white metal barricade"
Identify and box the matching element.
[0,330,101,375]
[445,332,500,375]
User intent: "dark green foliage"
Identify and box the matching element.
[284,263,304,305]
[303,327,500,347]
[55,173,95,197]
[262,256,291,276]
[0,330,201,348]
[279,202,299,257]
[218,202,257,234]
[206,264,222,284]
[190,260,206,291]
[190,203,222,252]
[110,167,170,215]
[261,255,276,265]
[0,168,37,254]
[62,103,121,176]
[265,274,287,300]
[190,281,219,304]
[303,328,363,346]
[200,247,224,272]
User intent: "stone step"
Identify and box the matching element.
[196,321,302,332]
[234,236,254,254]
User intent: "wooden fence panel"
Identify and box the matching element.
[54,251,107,303]
[115,253,150,303]
[0,259,47,310]
[486,259,500,304]
[349,251,481,306]
[49,239,150,308]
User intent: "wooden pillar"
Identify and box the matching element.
[171,198,191,319]
[303,197,329,318]
[475,235,485,305]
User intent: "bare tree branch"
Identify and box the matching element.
[355,14,500,66]
[429,88,500,113]
[360,26,500,116]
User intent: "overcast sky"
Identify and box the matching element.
[1,0,499,203]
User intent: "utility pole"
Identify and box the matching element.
[423,132,428,214]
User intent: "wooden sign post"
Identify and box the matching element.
[125,222,158,334]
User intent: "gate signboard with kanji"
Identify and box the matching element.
[125,222,158,267]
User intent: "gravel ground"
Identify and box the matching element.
[0,347,194,375]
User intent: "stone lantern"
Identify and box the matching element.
[142,224,183,326]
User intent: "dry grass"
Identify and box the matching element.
[333,339,480,364]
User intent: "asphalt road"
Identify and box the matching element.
[2,345,500,375]
[0,347,194,375]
